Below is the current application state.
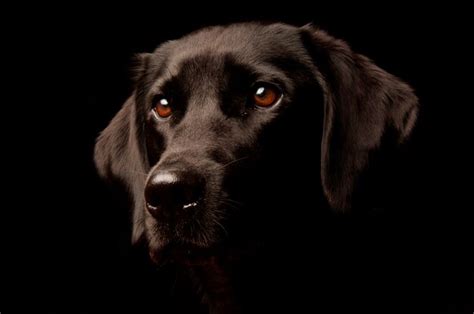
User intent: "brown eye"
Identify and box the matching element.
[153,97,172,118]
[253,84,282,108]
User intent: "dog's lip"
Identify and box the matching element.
[150,242,219,265]
[172,246,218,265]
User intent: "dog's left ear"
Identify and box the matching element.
[300,25,419,210]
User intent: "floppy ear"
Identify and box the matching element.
[301,26,419,210]
[94,95,148,244]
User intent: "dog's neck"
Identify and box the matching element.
[189,256,240,314]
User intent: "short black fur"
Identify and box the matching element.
[94,22,418,314]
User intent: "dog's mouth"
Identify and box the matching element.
[149,242,221,266]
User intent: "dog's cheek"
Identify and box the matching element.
[145,123,166,166]
[145,218,162,250]
[202,168,226,240]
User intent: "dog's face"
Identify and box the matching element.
[139,24,324,259]
[95,23,418,263]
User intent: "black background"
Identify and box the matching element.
[3,3,472,313]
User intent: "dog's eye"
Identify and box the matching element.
[153,97,172,119]
[252,84,282,108]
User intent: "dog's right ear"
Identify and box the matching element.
[94,96,148,244]
[94,54,153,244]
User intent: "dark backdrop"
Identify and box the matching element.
[4,4,472,313]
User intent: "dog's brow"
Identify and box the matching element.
[150,66,178,94]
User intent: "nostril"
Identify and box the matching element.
[146,202,160,217]
[145,171,178,212]
[144,170,204,217]
[183,201,199,209]
[180,179,203,207]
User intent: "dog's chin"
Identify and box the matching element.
[148,240,221,266]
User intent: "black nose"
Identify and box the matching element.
[145,170,204,218]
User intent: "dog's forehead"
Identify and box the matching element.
[161,23,305,67]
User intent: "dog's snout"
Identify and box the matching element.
[145,170,204,218]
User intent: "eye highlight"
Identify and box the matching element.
[153,96,172,119]
[252,83,282,108]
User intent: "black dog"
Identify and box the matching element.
[95,22,418,313]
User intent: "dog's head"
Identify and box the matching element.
[94,23,418,262]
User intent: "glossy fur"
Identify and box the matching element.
[94,22,418,313]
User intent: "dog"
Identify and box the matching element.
[94,22,418,313]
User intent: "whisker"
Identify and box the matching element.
[220,201,241,212]
[213,218,229,237]
[221,197,244,206]
[216,156,250,170]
